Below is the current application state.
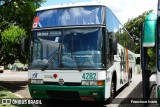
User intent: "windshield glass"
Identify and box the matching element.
[34,6,104,28]
[29,28,105,70]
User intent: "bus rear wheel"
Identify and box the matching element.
[127,69,132,86]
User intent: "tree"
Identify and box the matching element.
[0,0,46,65]
[124,10,153,53]
[1,25,26,65]
[124,10,155,68]
[115,28,136,52]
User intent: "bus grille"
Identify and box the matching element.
[46,90,80,100]
[44,82,81,86]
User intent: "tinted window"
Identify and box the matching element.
[34,6,104,28]
[106,8,135,51]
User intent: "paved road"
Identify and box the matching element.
[105,74,143,107]
[0,70,30,98]
[118,74,157,107]
[0,70,28,81]
[106,74,157,107]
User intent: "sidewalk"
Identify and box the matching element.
[106,73,156,107]
[3,70,28,74]
[0,70,28,81]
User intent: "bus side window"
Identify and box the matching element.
[109,33,114,63]
[136,57,140,64]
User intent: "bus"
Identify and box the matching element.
[141,0,160,104]
[27,1,135,102]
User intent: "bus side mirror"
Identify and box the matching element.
[142,12,157,47]
[113,38,117,55]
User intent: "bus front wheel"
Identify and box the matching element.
[109,80,116,103]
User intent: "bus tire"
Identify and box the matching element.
[127,69,131,86]
[109,80,116,103]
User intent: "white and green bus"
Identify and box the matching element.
[28,1,135,102]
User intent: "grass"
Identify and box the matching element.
[0,86,32,107]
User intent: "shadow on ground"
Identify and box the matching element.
[119,81,157,107]
[0,81,28,93]
[38,100,106,107]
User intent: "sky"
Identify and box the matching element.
[41,0,157,24]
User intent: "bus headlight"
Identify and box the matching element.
[90,80,98,86]
[31,79,43,84]
[81,80,90,86]
[81,80,103,86]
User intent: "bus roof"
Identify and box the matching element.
[37,1,107,11]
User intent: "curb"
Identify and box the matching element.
[13,93,24,98]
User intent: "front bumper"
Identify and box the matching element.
[29,84,105,101]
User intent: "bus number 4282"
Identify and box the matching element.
[82,73,96,80]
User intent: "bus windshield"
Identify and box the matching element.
[34,6,104,28]
[29,28,105,70]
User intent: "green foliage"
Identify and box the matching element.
[0,0,46,65]
[124,10,156,69]
[2,25,25,43]
[0,86,32,107]
[147,47,156,69]
[124,10,153,53]
[0,0,46,34]
[0,25,26,65]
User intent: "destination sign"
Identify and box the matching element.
[37,31,62,36]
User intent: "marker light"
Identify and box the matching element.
[98,81,103,86]
[81,80,103,86]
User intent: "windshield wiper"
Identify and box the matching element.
[71,49,82,71]
[41,45,60,71]
[70,37,82,71]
